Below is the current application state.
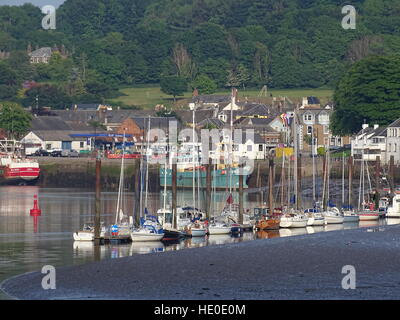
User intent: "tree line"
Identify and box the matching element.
[0,0,400,110]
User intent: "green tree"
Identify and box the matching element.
[0,102,31,139]
[331,55,400,135]
[160,75,187,102]
[191,74,217,94]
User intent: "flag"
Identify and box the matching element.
[226,193,233,204]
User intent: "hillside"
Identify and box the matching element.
[0,0,400,108]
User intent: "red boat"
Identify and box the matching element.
[0,140,40,185]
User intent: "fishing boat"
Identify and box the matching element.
[387,193,400,218]
[0,140,40,185]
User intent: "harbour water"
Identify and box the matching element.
[0,185,398,299]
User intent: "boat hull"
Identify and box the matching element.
[358,213,380,221]
[190,228,207,237]
[73,231,94,241]
[130,232,164,242]
[256,218,280,230]
[324,216,344,224]
[208,226,231,235]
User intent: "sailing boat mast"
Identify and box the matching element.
[192,105,196,213]
[229,88,234,213]
[115,129,126,225]
[293,110,299,210]
[144,116,151,213]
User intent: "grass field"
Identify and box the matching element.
[109,86,334,109]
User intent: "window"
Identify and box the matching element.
[80,142,84,148]
[259,144,263,151]
[247,145,252,152]
[304,113,313,122]
[46,144,52,150]
[307,126,313,134]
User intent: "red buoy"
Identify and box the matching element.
[30,195,42,216]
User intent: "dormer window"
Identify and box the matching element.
[303,113,314,123]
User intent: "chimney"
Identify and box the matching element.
[362,124,369,130]
[374,124,379,130]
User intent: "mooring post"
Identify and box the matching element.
[389,155,395,193]
[94,158,101,246]
[134,159,141,226]
[172,162,177,229]
[297,154,302,209]
[239,167,244,225]
[375,156,381,192]
[268,157,274,215]
[348,156,353,206]
[206,158,212,220]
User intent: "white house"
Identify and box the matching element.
[21,131,90,155]
[351,124,387,162]
[386,118,400,164]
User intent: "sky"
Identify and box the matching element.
[0,0,65,7]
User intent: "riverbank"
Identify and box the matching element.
[2,224,400,300]
[29,156,399,190]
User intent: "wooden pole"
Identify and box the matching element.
[94,158,101,246]
[134,159,141,225]
[172,162,177,229]
[268,157,274,214]
[322,153,327,210]
[206,158,212,220]
[375,156,381,192]
[389,155,395,193]
[348,156,353,206]
[239,168,244,225]
[256,162,261,205]
[297,154,302,209]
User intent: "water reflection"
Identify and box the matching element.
[1,185,400,300]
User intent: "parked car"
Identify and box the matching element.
[50,150,62,157]
[61,149,79,157]
[34,149,50,157]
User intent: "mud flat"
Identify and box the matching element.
[2,225,400,300]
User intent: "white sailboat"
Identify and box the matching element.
[387,193,400,218]
[131,118,165,242]
[356,136,380,221]
[279,110,308,228]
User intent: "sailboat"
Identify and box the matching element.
[356,148,380,221]
[279,110,308,228]
[208,162,232,235]
[303,129,326,226]
[109,130,133,238]
[341,154,359,223]
[320,138,344,224]
[131,117,165,242]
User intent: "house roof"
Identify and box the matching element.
[388,118,400,128]
[197,118,225,129]
[130,117,180,130]
[30,116,73,131]
[31,130,86,141]
[29,47,52,58]
[179,110,215,124]
[191,95,231,104]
